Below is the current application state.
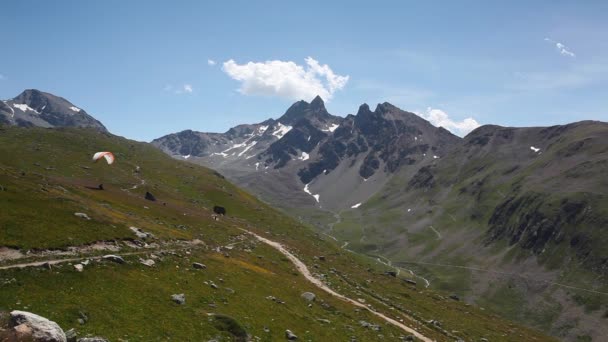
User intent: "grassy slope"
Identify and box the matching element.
[0,126,553,341]
[328,123,608,341]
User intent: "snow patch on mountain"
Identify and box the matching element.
[351,203,362,208]
[298,152,310,161]
[322,123,339,132]
[70,106,81,113]
[13,103,39,114]
[303,183,320,203]
[238,141,257,157]
[530,146,541,153]
[272,123,292,139]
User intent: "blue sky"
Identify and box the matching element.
[1,1,607,141]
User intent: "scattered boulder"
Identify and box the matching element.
[97,184,104,190]
[74,264,84,272]
[301,292,316,302]
[385,271,397,277]
[404,279,417,285]
[192,262,207,270]
[74,213,90,220]
[102,255,125,264]
[317,256,326,261]
[64,328,77,342]
[144,191,156,201]
[171,293,186,305]
[77,338,109,342]
[9,310,67,342]
[213,205,226,215]
[129,227,153,239]
[359,321,381,331]
[139,259,155,267]
[285,329,298,340]
[449,294,460,301]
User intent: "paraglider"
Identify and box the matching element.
[92,152,115,165]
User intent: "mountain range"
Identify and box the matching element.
[153,94,608,341]
[1,89,606,341]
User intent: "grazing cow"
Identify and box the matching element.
[213,206,226,216]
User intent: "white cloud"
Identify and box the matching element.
[207,59,216,66]
[221,57,349,101]
[164,84,194,94]
[544,38,575,57]
[420,107,480,137]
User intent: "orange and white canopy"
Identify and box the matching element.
[92,152,115,165]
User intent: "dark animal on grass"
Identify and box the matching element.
[213,206,226,216]
[145,191,156,201]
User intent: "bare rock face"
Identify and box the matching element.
[8,310,67,342]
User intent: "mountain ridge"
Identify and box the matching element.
[0,89,107,132]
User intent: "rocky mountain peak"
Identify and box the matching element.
[0,89,107,132]
[309,95,325,111]
[279,96,331,125]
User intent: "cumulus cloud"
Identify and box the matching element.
[420,107,480,136]
[221,57,349,101]
[164,84,194,94]
[207,59,216,66]
[544,38,576,57]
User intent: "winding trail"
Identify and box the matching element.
[242,228,433,342]
[374,255,431,288]
[429,225,442,240]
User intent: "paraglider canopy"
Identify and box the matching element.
[92,152,115,165]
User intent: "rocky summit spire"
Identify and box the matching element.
[278,96,331,125]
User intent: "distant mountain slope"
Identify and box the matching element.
[0,89,107,132]
[153,96,458,211]
[335,120,608,341]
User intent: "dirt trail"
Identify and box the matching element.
[242,228,433,342]
[374,255,431,288]
[0,250,149,270]
[0,240,203,270]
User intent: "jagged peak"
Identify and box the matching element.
[310,95,325,111]
[278,96,331,125]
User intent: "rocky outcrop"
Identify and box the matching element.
[8,310,67,342]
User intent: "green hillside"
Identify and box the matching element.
[329,122,608,341]
[0,126,553,341]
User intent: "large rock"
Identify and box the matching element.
[285,329,298,340]
[73,213,90,220]
[192,262,207,270]
[301,292,316,301]
[9,310,67,342]
[102,255,125,264]
[171,293,186,305]
[129,227,153,239]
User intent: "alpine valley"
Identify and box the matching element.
[153,95,608,341]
